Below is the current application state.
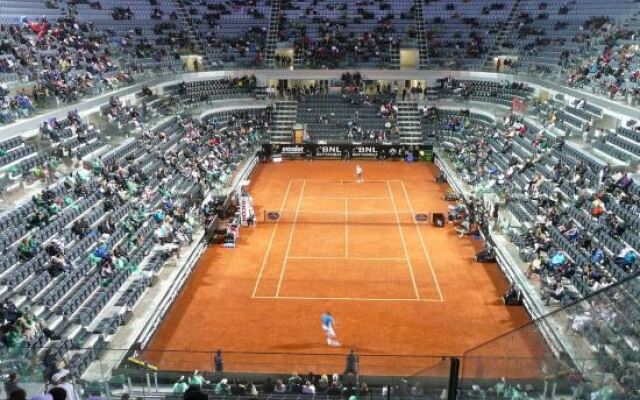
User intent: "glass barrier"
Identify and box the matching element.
[2,346,456,400]
[0,345,48,398]
[109,351,457,400]
[132,350,450,377]
[9,271,640,400]
[459,275,640,399]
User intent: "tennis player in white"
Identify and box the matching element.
[321,311,341,347]
[355,164,363,183]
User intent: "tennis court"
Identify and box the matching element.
[144,160,548,377]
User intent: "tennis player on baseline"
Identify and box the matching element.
[355,164,363,183]
[321,311,341,347]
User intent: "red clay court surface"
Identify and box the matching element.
[144,161,548,377]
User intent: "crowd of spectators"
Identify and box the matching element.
[104,96,143,132]
[0,303,42,349]
[206,26,267,68]
[0,13,138,125]
[291,25,399,68]
[112,7,134,21]
[0,99,267,362]
[0,0,213,127]
[279,0,409,68]
[86,110,264,284]
[444,111,639,297]
[1,369,79,400]
[41,110,89,142]
[171,358,430,400]
[267,74,401,143]
[175,0,268,67]
[274,54,293,69]
[565,19,640,106]
[439,106,640,394]
[0,87,35,125]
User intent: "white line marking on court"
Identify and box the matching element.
[386,181,421,300]
[275,180,306,298]
[291,179,402,183]
[287,256,406,261]
[253,296,442,302]
[251,180,293,298]
[271,210,402,215]
[304,197,390,200]
[400,180,444,301]
[344,198,348,258]
[251,180,292,298]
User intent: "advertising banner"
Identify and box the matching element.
[264,143,431,160]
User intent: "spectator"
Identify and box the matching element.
[172,377,188,394]
[273,380,286,394]
[8,389,26,400]
[246,382,258,397]
[3,373,21,399]
[262,378,274,394]
[47,388,65,400]
[18,237,38,261]
[502,284,523,306]
[99,217,116,235]
[50,370,77,400]
[214,378,230,396]
[183,387,207,400]
[188,370,206,388]
[302,381,316,395]
[317,375,329,393]
[615,246,637,271]
[71,217,90,236]
[360,382,371,397]
[327,380,342,396]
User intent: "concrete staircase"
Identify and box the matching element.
[270,101,298,142]
[173,0,210,66]
[483,0,523,69]
[264,0,281,68]
[397,101,423,145]
[293,48,305,69]
[413,0,431,69]
[388,42,401,69]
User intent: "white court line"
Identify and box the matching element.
[253,296,442,302]
[275,210,402,215]
[274,180,306,298]
[344,198,348,258]
[287,256,406,261]
[386,181,421,300]
[290,179,402,182]
[303,197,390,200]
[251,180,293,298]
[400,180,444,301]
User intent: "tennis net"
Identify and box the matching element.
[262,210,431,225]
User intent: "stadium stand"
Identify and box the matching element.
[435,103,640,395]
[1,0,640,399]
[0,100,267,384]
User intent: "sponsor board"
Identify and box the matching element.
[278,144,305,155]
[315,145,343,158]
[264,143,431,160]
[351,145,379,158]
